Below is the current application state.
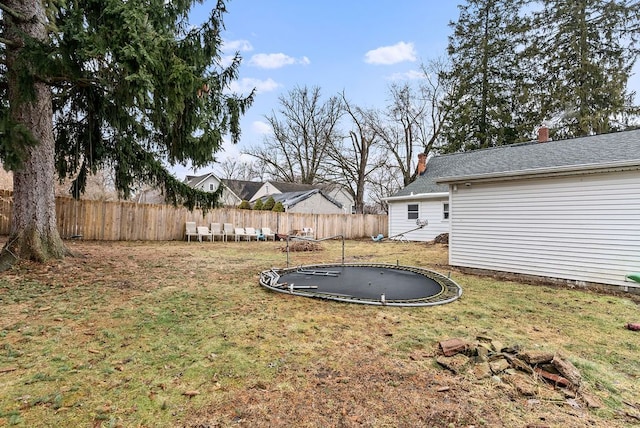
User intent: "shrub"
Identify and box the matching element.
[272,201,285,212]
[253,199,264,210]
[263,196,276,210]
[238,200,251,210]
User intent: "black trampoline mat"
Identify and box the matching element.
[278,266,443,300]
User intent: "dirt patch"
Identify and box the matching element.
[281,240,323,252]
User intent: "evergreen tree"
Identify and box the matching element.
[272,201,285,212]
[441,0,529,152]
[238,200,251,210]
[263,196,276,211]
[253,199,264,210]
[530,0,640,138]
[0,0,252,266]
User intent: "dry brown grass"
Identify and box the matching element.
[0,239,639,427]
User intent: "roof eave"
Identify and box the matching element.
[437,160,640,184]
[383,192,449,202]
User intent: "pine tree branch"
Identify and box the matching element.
[0,2,27,21]
[0,36,18,48]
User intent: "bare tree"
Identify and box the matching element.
[367,166,404,214]
[326,92,386,214]
[370,59,452,187]
[216,158,262,181]
[246,86,344,184]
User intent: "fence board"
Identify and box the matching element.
[0,191,387,241]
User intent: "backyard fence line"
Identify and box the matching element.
[0,190,388,241]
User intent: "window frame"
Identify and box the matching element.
[443,202,450,220]
[407,203,419,220]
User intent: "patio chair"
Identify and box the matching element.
[185,221,198,242]
[197,226,213,242]
[234,227,250,241]
[244,227,259,241]
[302,227,314,238]
[260,227,276,241]
[210,223,225,241]
[223,223,235,241]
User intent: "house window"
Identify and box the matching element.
[443,202,450,220]
[209,183,215,191]
[407,204,419,220]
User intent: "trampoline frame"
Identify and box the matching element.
[261,234,463,306]
[260,261,463,307]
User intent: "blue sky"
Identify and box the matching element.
[179,0,462,178]
[181,0,640,180]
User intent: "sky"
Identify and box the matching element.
[177,0,463,179]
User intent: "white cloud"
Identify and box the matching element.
[228,77,280,95]
[223,39,253,52]
[216,142,258,164]
[252,121,272,135]
[220,40,254,67]
[249,53,310,69]
[387,69,426,81]
[364,41,417,65]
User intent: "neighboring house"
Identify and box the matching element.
[184,173,260,207]
[252,181,315,201]
[254,189,344,214]
[321,184,356,214]
[252,180,355,214]
[220,179,263,203]
[387,127,640,289]
[182,175,354,214]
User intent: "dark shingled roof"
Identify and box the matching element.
[392,129,640,197]
[221,179,262,201]
[269,181,317,193]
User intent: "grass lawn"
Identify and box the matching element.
[0,239,639,427]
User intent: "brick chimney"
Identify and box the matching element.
[537,125,549,143]
[416,153,427,176]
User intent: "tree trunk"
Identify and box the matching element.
[1,0,67,269]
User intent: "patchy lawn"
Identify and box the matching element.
[0,239,639,427]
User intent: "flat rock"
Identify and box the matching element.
[436,354,469,374]
[510,357,534,375]
[439,338,469,357]
[552,355,581,387]
[520,350,554,365]
[471,362,492,379]
[489,357,511,374]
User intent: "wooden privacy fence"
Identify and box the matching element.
[0,190,388,241]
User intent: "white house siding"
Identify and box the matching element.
[287,193,344,214]
[193,176,239,206]
[192,175,221,192]
[448,169,640,288]
[387,195,450,241]
[251,183,274,201]
[325,188,354,213]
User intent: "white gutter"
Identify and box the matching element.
[383,192,449,202]
[436,160,640,184]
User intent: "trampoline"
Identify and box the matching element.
[259,262,462,307]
